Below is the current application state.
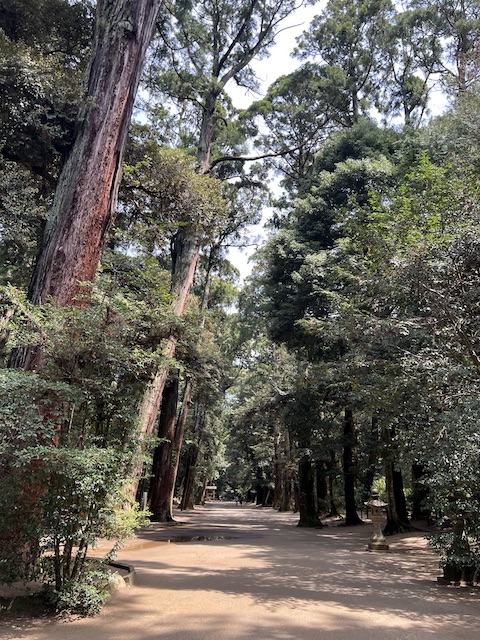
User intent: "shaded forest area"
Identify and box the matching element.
[1,0,480,614]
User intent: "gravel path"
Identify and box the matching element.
[1,503,479,639]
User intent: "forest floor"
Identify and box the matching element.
[1,502,479,640]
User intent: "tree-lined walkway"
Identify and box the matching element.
[1,503,479,640]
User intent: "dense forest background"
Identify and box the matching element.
[1,0,480,613]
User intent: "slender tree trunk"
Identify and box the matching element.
[411,463,430,521]
[273,422,283,509]
[361,416,379,503]
[343,408,363,525]
[383,428,410,534]
[136,228,200,440]
[316,461,329,515]
[179,444,199,511]
[130,228,200,492]
[200,477,208,505]
[170,379,193,506]
[141,244,215,503]
[327,450,340,517]
[276,428,294,512]
[179,404,205,511]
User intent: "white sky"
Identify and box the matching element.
[226,2,325,281]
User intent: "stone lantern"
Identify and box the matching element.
[366,491,389,551]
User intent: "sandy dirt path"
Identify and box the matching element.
[1,503,479,640]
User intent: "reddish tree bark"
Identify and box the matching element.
[28,0,160,309]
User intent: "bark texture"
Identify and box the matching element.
[148,376,180,522]
[29,0,160,308]
[136,228,200,442]
[297,455,322,528]
[343,408,363,526]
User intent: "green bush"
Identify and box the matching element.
[43,568,110,617]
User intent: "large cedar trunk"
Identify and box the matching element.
[297,455,322,528]
[4,0,160,574]
[148,376,180,522]
[29,0,160,310]
[343,408,363,525]
[136,228,200,441]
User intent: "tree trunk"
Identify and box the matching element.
[29,0,160,309]
[316,461,329,515]
[327,450,340,517]
[170,379,193,504]
[148,375,179,522]
[361,416,379,504]
[393,465,409,524]
[179,403,205,511]
[343,408,363,525]
[137,228,200,440]
[297,454,322,528]
[11,0,159,371]
[130,228,200,492]
[411,463,430,521]
[384,460,410,534]
[273,421,283,509]
[382,426,410,535]
[139,242,214,502]
[179,444,199,511]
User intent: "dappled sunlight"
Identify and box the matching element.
[2,504,479,640]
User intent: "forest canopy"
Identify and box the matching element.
[1,0,480,613]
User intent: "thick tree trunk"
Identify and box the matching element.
[29,0,160,309]
[197,92,219,173]
[5,1,160,575]
[297,455,322,528]
[343,408,363,525]
[148,376,179,522]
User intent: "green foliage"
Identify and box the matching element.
[42,566,111,617]
[121,141,227,248]
[295,0,395,123]
[0,267,169,587]
[0,0,93,288]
